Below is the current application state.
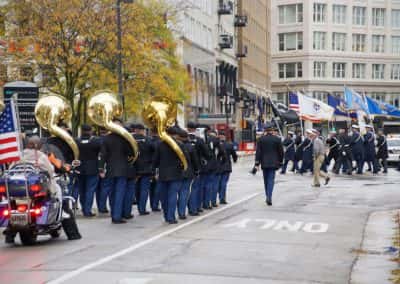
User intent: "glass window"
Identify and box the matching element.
[372,64,385,79]
[278,63,303,79]
[313,3,327,23]
[372,35,385,53]
[393,36,400,54]
[332,33,346,51]
[279,4,303,24]
[313,32,326,50]
[372,8,385,27]
[393,10,400,28]
[353,7,366,26]
[333,63,346,78]
[333,5,346,24]
[279,32,303,51]
[352,34,366,52]
[391,64,400,80]
[352,63,366,79]
[313,61,327,78]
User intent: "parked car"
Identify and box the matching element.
[387,135,400,165]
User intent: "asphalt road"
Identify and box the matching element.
[1,159,400,284]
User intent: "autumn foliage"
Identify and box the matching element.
[2,0,191,130]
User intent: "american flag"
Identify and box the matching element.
[289,92,300,114]
[0,100,21,164]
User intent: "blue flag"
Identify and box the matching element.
[327,94,357,118]
[344,87,369,114]
[366,96,400,117]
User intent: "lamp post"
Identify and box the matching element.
[116,0,133,116]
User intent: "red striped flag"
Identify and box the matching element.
[0,100,21,164]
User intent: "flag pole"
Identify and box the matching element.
[287,83,304,137]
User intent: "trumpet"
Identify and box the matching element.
[142,96,188,170]
[87,91,139,162]
[34,95,80,160]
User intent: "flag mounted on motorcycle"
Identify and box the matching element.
[0,100,21,165]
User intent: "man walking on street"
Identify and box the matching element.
[255,123,284,206]
[310,130,330,187]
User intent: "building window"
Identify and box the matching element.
[333,5,346,24]
[313,61,327,78]
[393,10,400,28]
[391,64,400,80]
[372,64,385,79]
[313,3,327,23]
[393,36,400,54]
[332,32,346,51]
[352,34,366,52]
[278,62,303,79]
[312,92,327,102]
[279,4,303,24]
[313,32,326,50]
[372,8,385,27]
[352,63,366,79]
[372,35,385,53]
[333,63,346,78]
[353,6,366,26]
[279,32,303,51]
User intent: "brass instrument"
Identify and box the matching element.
[34,95,80,160]
[87,91,139,162]
[142,96,188,170]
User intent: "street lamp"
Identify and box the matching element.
[116,0,134,117]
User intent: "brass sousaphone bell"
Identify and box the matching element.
[34,95,80,160]
[142,96,188,170]
[87,91,139,162]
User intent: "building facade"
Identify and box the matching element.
[270,0,400,108]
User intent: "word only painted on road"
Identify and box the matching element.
[222,218,329,233]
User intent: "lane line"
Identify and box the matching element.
[47,191,262,284]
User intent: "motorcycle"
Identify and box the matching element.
[0,163,78,245]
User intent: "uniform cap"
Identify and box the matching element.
[288,131,294,135]
[365,124,373,128]
[136,123,145,130]
[81,124,92,131]
[352,125,360,129]
[187,121,198,129]
[264,122,276,131]
[306,129,314,134]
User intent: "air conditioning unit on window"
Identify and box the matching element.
[234,15,248,27]
[219,34,233,49]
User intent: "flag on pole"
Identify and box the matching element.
[288,92,300,114]
[327,94,357,119]
[268,97,299,124]
[365,96,400,118]
[296,92,334,122]
[344,87,369,114]
[0,100,21,164]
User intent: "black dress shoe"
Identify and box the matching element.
[267,201,272,206]
[189,212,199,216]
[112,219,127,224]
[179,215,187,220]
[198,209,204,213]
[123,214,134,220]
[212,203,218,208]
[152,208,161,212]
[324,177,330,185]
[168,220,178,224]
[139,211,150,216]
[220,200,228,205]
[84,212,96,217]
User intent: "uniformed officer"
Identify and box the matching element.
[124,123,137,220]
[205,129,223,209]
[152,126,184,224]
[333,128,352,175]
[96,127,112,214]
[363,125,378,174]
[217,132,237,204]
[76,124,101,217]
[293,130,303,172]
[324,130,340,171]
[176,128,200,219]
[99,118,133,224]
[350,125,364,174]
[281,131,295,174]
[299,130,313,174]
[376,129,388,174]
[149,128,162,212]
[186,122,211,216]
[134,123,155,215]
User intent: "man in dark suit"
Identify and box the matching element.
[376,129,388,173]
[134,123,155,215]
[96,127,112,213]
[217,132,237,204]
[99,119,133,224]
[281,131,295,174]
[350,125,364,174]
[333,128,352,175]
[363,125,378,174]
[76,124,101,217]
[152,126,184,224]
[255,123,284,206]
[149,129,162,212]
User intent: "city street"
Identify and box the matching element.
[1,158,399,284]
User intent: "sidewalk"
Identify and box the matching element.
[351,210,399,284]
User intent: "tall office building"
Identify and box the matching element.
[270,0,400,108]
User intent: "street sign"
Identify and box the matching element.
[3,81,39,131]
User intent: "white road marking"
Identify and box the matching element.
[274,220,303,232]
[46,191,261,284]
[118,278,153,284]
[302,222,330,233]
